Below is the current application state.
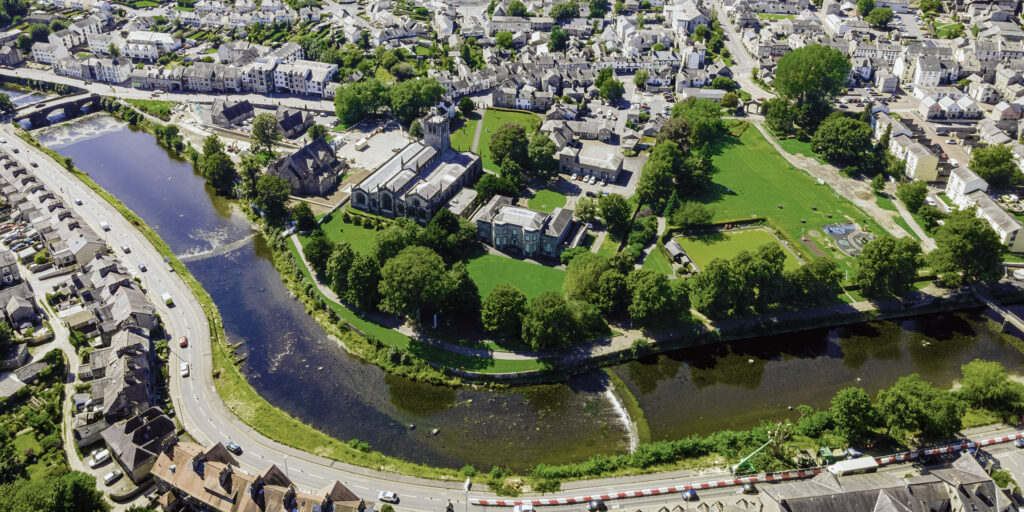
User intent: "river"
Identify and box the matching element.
[34,112,1024,471]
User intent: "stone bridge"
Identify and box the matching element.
[12,92,103,127]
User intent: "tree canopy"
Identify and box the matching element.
[969,144,1020,188]
[928,208,1005,286]
[810,114,873,166]
[851,236,921,297]
[773,45,852,126]
[481,284,528,339]
[254,174,291,220]
[251,113,281,153]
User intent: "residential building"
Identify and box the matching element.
[31,42,69,65]
[963,189,1024,252]
[266,137,345,196]
[100,407,176,483]
[946,165,988,208]
[209,99,254,128]
[274,106,313,138]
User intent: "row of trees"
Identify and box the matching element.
[832,359,1024,443]
[333,77,444,126]
[635,98,723,214]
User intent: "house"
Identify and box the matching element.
[903,143,939,182]
[274,106,314,138]
[963,190,1024,252]
[473,195,575,258]
[0,46,23,67]
[266,138,345,196]
[946,166,988,209]
[209,99,254,128]
[0,249,20,287]
[100,407,177,483]
[557,142,624,183]
[0,343,30,371]
[31,42,69,65]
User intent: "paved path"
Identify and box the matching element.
[890,186,938,252]
[751,120,914,239]
[470,110,486,153]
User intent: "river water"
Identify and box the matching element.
[35,112,1024,471]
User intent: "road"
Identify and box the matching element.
[712,1,772,100]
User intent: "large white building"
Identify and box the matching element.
[123,31,181,62]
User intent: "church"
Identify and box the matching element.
[351,112,482,224]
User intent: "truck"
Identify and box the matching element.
[355,138,369,151]
[827,457,879,476]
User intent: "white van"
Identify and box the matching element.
[99,221,110,231]
[103,470,122,486]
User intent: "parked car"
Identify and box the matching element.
[681,490,698,501]
[30,162,37,167]
[180,362,189,377]
[103,470,122,486]
[742,483,758,494]
[1014,438,1024,448]
[138,263,147,272]
[226,441,242,454]
[587,500,605,512]
[378,491,399,503]
[179,336,188,348]
[89,449,110,468]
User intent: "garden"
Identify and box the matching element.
[678,228,801,272]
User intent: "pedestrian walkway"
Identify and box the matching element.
[470,110,486,153]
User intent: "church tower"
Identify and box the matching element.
[422,113,451,152]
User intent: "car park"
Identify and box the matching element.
[378,491,399,503]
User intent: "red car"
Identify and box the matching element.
[179,336,188,348]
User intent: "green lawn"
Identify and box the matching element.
[450,112,481,153]
[307,213,380,255]
[698,126,888,271]
[14,434,47,480]
[875,194,897,212]
[893,217,921,241]
[465,252,566,299]
[597,233,621,257]
[776,137,827,165]
[479,109,542,172]
[124,99,177,121]
[757,12,794,19]
[642,246,674,275]
[528,189,567,213]
[678,229,801,271]
[74,52,91,58]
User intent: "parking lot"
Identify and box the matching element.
[335,121,411,170]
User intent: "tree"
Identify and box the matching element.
[346,254,381,310]
[0,93,15,116]
[670,98,724,147]
[522,292,577,349]
[304,232,334,275]
[788,257,842,304]
[871,173,886,195]
[969,144,1019,188]
[599,193,631,236]
[0,320,13,345]
[575,197,599,222]
[626,270,685,327]
[876,374,965,438]
[958,359,1024,418]
[107,42,120,57]
[390,77,444,125]
[379,246,450,320]
[595,67,614,89]
[710,76,738,91]
[508,0,528,16]
[829,387,876,443]
[589,0,609,18]
[490,123,530,170]
[549,26,568,51]
[28,23,49,42]
[326,242,355,295]
[920,0,940,12]
[656,116,692,152]
[856,0,874,15]
[237,154,263,199]
[251,112,281,153]
[459,97,475,117]
[720,91,739,109]
[495,31,514,49]
[254,174,291,220]
[852,236,921,297]
[763,97,796,134]
[917,205,943,232]
[200,152,236,195]
[688,258,734,318]
[865,7,893,28]
[694,24,710,42]
[671,202,713,231]
[441,262,481,322]
[928,208,1005,286]
[636,141,682,211]
[292,202,316,231]
[599,78,625,102]
[810,114,873,165]
[475,174,518,203]
[634,69,650,89]
[390,62,415,81]
[334,78,389,125]
[372,218,422,263]
[409,120,423,139]
[549,1,579,21]
[307,123,328,142]
[527,132,558,178]
[481,284,528,339]
[17,34,32,53]
[896,180,928,213]
[774,45,852,126]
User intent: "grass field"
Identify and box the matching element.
[528,189,567,213]
[124,99,177,121]
[893,216,921,241]
[479,109,542,172]
[679,229,801,271]
[450,112,480,153]
[304,213,380,255]
[642,246,674,275]
[597,232,622,257]
[698,126,887,270]
[875,194,897,212]
[757,12,794,19]
[465,252,566,299]
[776,137,827,165]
